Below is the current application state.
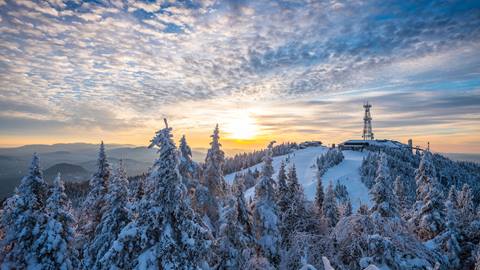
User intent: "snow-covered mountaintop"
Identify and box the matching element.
[225,146,372,210]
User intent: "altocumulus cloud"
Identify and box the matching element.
[0,0,479,144]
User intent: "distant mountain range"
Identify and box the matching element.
[442,153,480,163]
[0,143,207,200]
[1,142,478,201]
[44,163,90,182]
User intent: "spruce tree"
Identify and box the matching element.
[178,135,198,187]
[286,164,303,201]
[394,175,406,213]
[33,173,77,270]
[447,186,458,209]
[334,181,349,203]
[196,125,226,232]
[411,151,444,241]
[315,169,324,214]
[0,154,48,269]
[322,181,339,227]
[357,203,369,215]
[232,173,244,194]
[87,161,131,269]
[370,154,398,218]
[243,169,256,189]
[458,183,475,225]
[234,177,253,237]
[253,141,280,266]
[280,164,307,248]
[203,124,226,198]
[475,249,480,270]
[245,253,275,270]
[101,119,212,269]
[78,141,111,263]
[444,200,461,268]
[342,197,353,217]
[276,161,289,213]
[217,195,254,269]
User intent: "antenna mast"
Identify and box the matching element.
[362,102,374,140]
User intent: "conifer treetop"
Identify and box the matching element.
[29,152,42,179]
[96,141,109,175]
[261,141,276,179]
[179,134,193,159]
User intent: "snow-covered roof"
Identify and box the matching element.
[341,139,406,148]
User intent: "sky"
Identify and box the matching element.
[0,0,479,154]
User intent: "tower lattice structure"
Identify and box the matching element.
[362,102,374,140]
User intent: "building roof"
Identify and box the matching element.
[340,139,406,148]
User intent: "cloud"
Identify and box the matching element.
[16,1,59,17]
[0,115,66,135]
[0,99,49,115]
[0,0,479,148]
[130,1,163,13]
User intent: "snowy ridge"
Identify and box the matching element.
[225,146,372,210]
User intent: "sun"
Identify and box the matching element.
[225,113,259,140]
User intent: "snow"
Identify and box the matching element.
[137,247,157,270]
[322,257,335,270]
[112,240,123,252]
[225,146,372,211]
[342,140,405,148]
[310,150,372,210]
[118,225,137,238]
[423,238,437,250]
[363,265,381,270]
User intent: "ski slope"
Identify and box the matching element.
[225,146,372,210]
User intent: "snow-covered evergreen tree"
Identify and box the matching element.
[178,135,198,188]
[370,154,398,218]
[316,149,344,176]
[443,200,461,268]
[361,234,396,269]
[298,253,318,270]
[322,181,339,227]
[394,176,406,213]
[357,203,369,215]
[233,177,253,238]
[78,141,111,262]
[243,169,257,190]
[340,197,353,218]
[253,141,281,266]
[334,181,349,203]
[101,119,212,269]
[447,186,458,209]
[280,164,308,248]
[360,153,378,189]
[86,161,131,269]
[231,173,244,193]
[245,252,275,270]
[457,183,475,225]
[286,164,303,204]
[223,142,296,175]
[217,195,254,269]
[0,154,49,269]
[276,161,289,213]
[33,173,77,270]
[194,125,227,232]
[202,124,226,198]
[315,170,324,214]
[277,161,287,191]
[475,249,480,270]
[411,151,445,241]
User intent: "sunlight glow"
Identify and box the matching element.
[224,113,259,140]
